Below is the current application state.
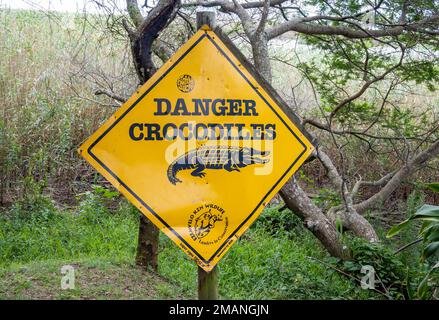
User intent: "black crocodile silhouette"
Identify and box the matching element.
[167,146,270,185]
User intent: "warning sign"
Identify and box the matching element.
[79,27,315,271]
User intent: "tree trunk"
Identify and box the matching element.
[251,33,272,83]
[136,214,159,271]
[355,140,439,214]
[317,150,378,242]
[327,209,379,242]
[126,0,181,271]
[249,34,348,257]
[279,178,350,259]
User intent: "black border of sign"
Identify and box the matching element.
[87,30,311,264]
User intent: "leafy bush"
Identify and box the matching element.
[341,237,407,299]
[76,185,120,224]
[0,194,378,299]
[312,188,342,210]
[252,205,303,238]
[8,177,58,222]
[387,183,439,299]
[388,204,439,261]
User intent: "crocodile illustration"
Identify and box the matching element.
[193,209,223,239]
[167,146,270,185]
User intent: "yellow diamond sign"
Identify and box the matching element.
[79,27,315,271]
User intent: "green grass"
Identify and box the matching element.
[0,189,380,300]
[0,258,186,300]
[0,186,138,266]
[158,229,378,300]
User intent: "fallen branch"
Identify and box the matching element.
[94,89,127,103]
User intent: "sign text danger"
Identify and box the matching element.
[129,97,277,141]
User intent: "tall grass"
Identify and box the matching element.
[0,9,134,205]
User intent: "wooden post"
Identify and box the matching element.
[196,9,216,30]
[196,9,219,301]
[198,266,219,300]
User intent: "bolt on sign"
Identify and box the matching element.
[79,26,315,271]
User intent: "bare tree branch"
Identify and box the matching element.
[255,0,270,36]
[231,0,255,37]
[279,177,350,259]
[317,148,379,242]
[266,13,439,40]
[183,0,438,39]
[329,46,405,121]
[303,119,434,142]
[317,149,343,189]
[177,10,196,34]
[124,0,178,66]
[122,18,137,40]
[355,139,439,213]
[351,170,398,199]
[126,0,144,27]
[127,0,181,83]
[182,0,288,10]
[95,89,127,103]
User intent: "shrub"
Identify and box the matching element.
[339,237,407,299]
[75,185,119,224]
[8,177,58,222]
[387,183,439,299]
[253,205,303,238]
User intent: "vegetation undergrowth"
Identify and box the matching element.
[0,185,380,299]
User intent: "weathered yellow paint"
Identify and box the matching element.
[78,28,314,271]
